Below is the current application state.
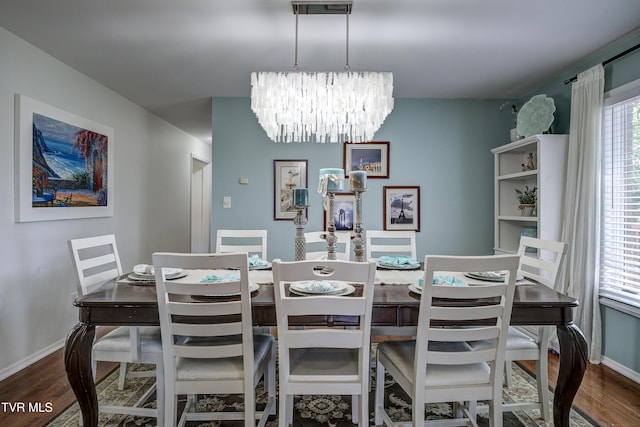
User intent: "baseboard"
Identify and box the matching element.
[601,356,640,384]
[0,339,65,382]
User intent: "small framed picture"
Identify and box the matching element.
[324,193,356,232]
[343,141,390,178]
[274,159,308,220]
[383,186,420,231]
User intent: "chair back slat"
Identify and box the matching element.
[429,326,499,342]
[216,229,268,259]
[282,296,367,317]
[174,343,244,359]
[285,329,364,349]
[171,322,242,337]
[365,230,417,260]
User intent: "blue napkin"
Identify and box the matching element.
[200,273,240,283]
[378,255,420,267]
[418,275,468,288]
[248,254,270,267]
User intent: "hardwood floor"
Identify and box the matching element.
[0,346,638,427]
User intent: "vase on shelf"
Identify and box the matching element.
[518,204,535,216]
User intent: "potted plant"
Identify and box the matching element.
[515,185,536,216]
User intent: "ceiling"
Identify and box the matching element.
[1,0,639,143]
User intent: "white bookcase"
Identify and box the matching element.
[492,134,568,254]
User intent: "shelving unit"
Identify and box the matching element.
[492,134,568,254]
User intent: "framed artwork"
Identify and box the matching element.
[14,94,114,222]
[324,193,356,232]
[383,186,420,231]
[343,141,389,178]
[274,159,308,220]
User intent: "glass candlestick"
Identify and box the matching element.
[325,191,338,260]
[353,188,366,262]
[293,202,309,261]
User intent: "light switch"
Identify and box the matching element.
[223,196,231,208]
[239,177,249,184]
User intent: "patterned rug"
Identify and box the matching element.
[48,362,596,427]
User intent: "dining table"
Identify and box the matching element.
[65,267,587,427]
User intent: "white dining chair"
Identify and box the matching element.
[272,259,377,427]
[473,236,567,422]
[375,254,520,427]
[153,251,275,427]
[304,230,352,260]
[215,229,268,259]
[68,234,164,425]
[365,230,417,261]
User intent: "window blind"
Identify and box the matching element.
[601,86,640,308]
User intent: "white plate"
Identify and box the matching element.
[376,261,421,270]
[289,283,355,297]
[290,280,347,295]
[464,271,506,282]
[193,282,260,299]
[408,283,423,294]
[128,271,187,281]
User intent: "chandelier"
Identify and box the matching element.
[250,1,394,143]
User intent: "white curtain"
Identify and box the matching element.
[560,64,604,363]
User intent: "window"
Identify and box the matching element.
[600,80,640,309]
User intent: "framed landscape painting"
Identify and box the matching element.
[383,186,420,231]
[274,159,308,220]
[324,193,355,232]
[14,94,114,222]
[343,141,389,178]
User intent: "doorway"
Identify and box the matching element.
[190,154,212,253]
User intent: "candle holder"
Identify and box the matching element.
[349,171,367,262]
[325,190,339,260]
[293,202,309,261]
[352,188,366,262]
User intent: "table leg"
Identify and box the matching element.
[554,321,588,427]
[64,322,97,427]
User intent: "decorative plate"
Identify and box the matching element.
[516,94,556,138]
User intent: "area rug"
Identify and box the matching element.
[47,362,596,427]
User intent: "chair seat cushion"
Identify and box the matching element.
[176,333,274,381]
[378,340,490,387]
[289,348,358,377]
[94,326,162,353]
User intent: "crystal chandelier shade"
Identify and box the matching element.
[251,71,393,143]
[250,1,394,144]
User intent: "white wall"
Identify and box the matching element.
[0,25,211,379]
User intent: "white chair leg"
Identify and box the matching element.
[278,390,288,427]
[287,394,294,426]
[267,346,277,415]
[504,360,514,388]
[117,362,127,390]
[537,356,551,422]
[351,395,359,424]
[374,360,385,426]
[155,361,164,427]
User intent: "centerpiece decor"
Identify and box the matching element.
[318,168,346,260]
[292,188,310,261]
[349,171,367,261]
[516,185,537,216]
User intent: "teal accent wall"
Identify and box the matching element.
[520,32,640,374]
[211,97,513,261]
